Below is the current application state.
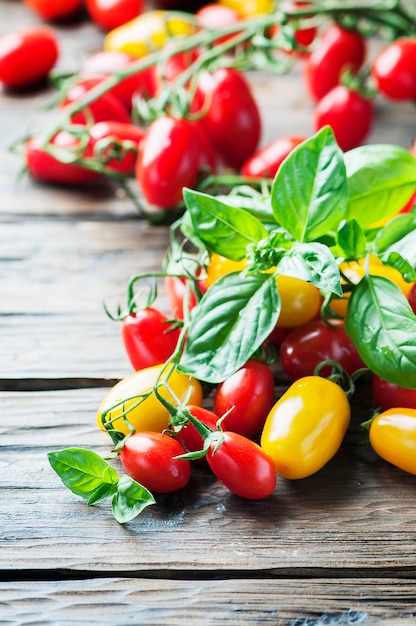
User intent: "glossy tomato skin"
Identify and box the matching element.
[81,50,156,109]
[175,405,219,455]
[280,319,365,380]
[96,363,203,436]
[207,432,276,499]
[369,408,416,474]
[408,283,416,315]
[303,24,366,102]
[0,28,59,89]
[240,135,307,178]
[218,0,274,17]
[119,431,191,493]
[87,120,145,176]
[261,376,351,479]
[61,78,131,125]
[164,275,206,320]
[121,308,180,371]
[194,68,261,169]
[213,359,275,438]
[25,131,99,186]
[23,0,82,21]
[314,85,374,151]
[86,0,144,31]
[372,38,416,101]
[372,375,416,411]
[135,116,202,208]
[275,275,321,328]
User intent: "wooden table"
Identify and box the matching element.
[1,2,416,624]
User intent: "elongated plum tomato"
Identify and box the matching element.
[314,85,374,152]
[207,432,277,500]
[369,408,416,475]
[96,364,203,436]
[85,0,145,31]
[372,375,416,411]
[213,359,275,438]
[60,78,131,125]
[218,0,274,17]
[164,275,206,320]
[261,376,351,479]
[194,68,261,169]
[303,24,366,102]
[240,135,307,179]
[135,116,202,208]
[280,319,365,381]
[0,27,59,89]
[119,431,191,493]
[121,307,180,371]
[23,0,82,21]
[87,121,145,176]
[371,38,416,101]
[25,131,99,186]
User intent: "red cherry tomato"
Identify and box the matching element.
[0,27,59,89]
[207,431,276,500]
[119,431,191,493]
[314,85,374,151]
[372,375,416,411]
[213,359,275,438]
[240,135,307,178]
[194,68,261,169]
[25,131,99,186]
[81,50,156,109]
[121,307,180,371]
[135,116,202,208]
[60,78,131,125]
[85,0,144,31]
[372,38,416,101]
[303,24,366,102]
[175,405,219,455]
[87,120,145,176]
[164,275,206,320]
[408,283,416,315]
[280,319,365,380]
[23,0,82,21]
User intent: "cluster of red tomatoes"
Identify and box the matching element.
[94,249,416,502]
[1,2,415,213]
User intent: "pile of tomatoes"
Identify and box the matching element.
[1,1,416,217]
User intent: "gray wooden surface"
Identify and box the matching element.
[1,2,416,624]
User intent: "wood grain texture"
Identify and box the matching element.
[1,578,416,625]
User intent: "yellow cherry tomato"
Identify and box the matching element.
[104,10,196,58]
[219,0,275,17]
[275,275,321,328]
[369,408,416,475]
[96,363,203,436]
[260,376,351,479]
[205,253,248,289]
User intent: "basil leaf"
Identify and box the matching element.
[216,191,275,223]
[277,242,342,296]
[337,218,367,259]
[345,145,416,228]
[112,475,155,524]
[48,448,119,500]
[375,212,416,265]
[178,271,280,383]
[377,251,416,284]
[345,276,416,389]
[271,126,348,242]
[183,188,268,261]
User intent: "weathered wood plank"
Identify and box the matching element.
[1,578,416,625]
[1,389,416,575]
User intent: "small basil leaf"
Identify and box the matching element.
[377,251,416,283]
[271,126,348,242]
[277,242,342,296]
[337,218,367,259]
[112,475,156,524]
[374,212,416,273]
[47,448,119,500]
[183,188,268,261]
[345,145,416,228]
[178,271,280,383]
[345,276,416,389]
